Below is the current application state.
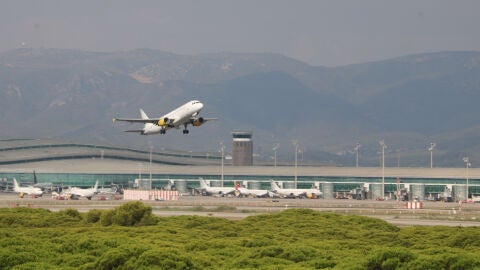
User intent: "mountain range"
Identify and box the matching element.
[1,48,480,167]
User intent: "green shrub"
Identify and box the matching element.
[1,208,480,269]
[406,252,480,270]
[133,248,197,270]
[259,246,284,258]
[280,245,317,263]
[100,210,114,226]
[94,245,146,269]
[57,208,82,220]
[85,209,102,223]
[10,261,63,270]
[0,249,37,268]
[112,201,156,226]
[364,247,415,270]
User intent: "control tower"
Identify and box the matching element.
[232,131,253,166]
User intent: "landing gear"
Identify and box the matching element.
[183,124,189,134]
[160,129,166,134]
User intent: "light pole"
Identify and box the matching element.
[379,140,387,199]
[273,143,280,167]
[292,140,298,189]
[463,157,471,200]
[220,142,225,187]
[354,143,361,167]
[137,163,143,186]
[429,143,436,168]
[149,144,153,191]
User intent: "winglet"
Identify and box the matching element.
[112,118,117,124]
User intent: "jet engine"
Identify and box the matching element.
[157,117,169,126]
[192,117,205,126]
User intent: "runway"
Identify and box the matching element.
[1,192,479,227]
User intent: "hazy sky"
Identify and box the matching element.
[1,0,479,66]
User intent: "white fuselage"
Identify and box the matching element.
[270,180,322,198]
[236,187,271,197]
[199,179,235,196]
[67,187,96,198]
[13,179,43,196]
[65,181,98,199]
[143,100,204,135]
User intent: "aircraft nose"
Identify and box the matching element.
[198,102,204,109]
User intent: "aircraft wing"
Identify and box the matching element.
[188,117,219,127]
[188,117,218,122]
[123,129,145,133]
[112,118,162,124]
[201,117,218,121]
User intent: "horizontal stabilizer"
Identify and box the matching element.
[124,130,144,133]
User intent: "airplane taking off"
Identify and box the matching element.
[270,180,322,198]
[65,180,99,200]
[13,179,43,198]
[199,179,236,196]
[112,100,217,135]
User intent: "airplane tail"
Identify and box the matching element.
[199,178,208,189]
[13,178,19,190]
[123,109,152,134]
[270,180,280,191]
[139,108,157,133]
[93,180,99,192]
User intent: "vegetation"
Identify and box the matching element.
[0,202,479,269]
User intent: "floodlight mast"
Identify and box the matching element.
[149,143,153,191]
[292,140,299,189]
[354,143,361,167]
[463,157,471,200]
[428,143,436,168]
[379,140,387,199]
[273,143,280,167]
[220,142,225,187]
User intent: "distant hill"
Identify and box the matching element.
[1,48,480,167]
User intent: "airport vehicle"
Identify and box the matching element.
[199,179,236,196]
[235,181,272,198]
[112,100,217,135]
[64,180,99,200]
[13,179,43,198]
[472,195,480,203]
[51,191,68,200]
[270,180,322,198]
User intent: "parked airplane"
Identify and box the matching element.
[235,181,272,198]
[199,179,235,196]
[112,100,217,135]
[65,180,99,200]
[32,170,54,191]
[270,180,322,198]
[13,179,43,198]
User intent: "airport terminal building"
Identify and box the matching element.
[1,140,479,201]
